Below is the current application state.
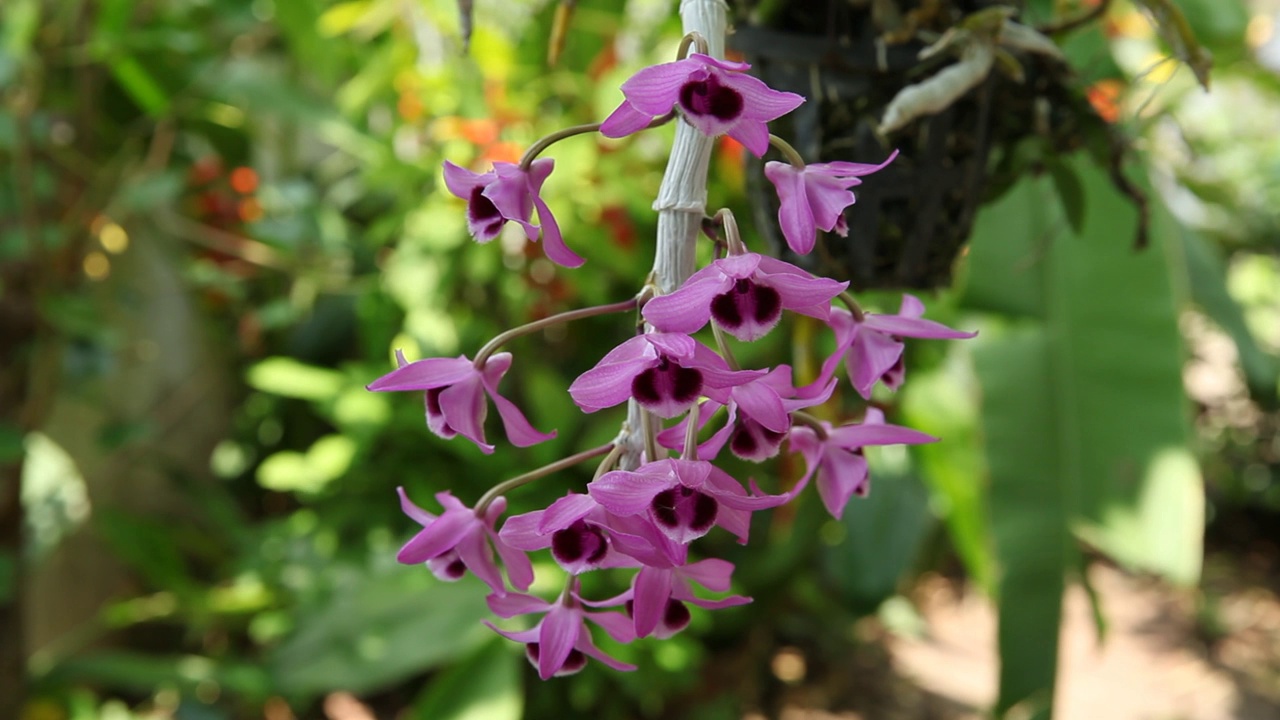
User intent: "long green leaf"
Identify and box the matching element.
[962,157,1202,715]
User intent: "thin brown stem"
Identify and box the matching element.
[677,31,709,59]
[475,294,643,368]
[838,291,866,323]
[768,134,806,168]
[475,443,615,515]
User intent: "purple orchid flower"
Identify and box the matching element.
[588,458,789,545]
[396,488,533,595]
[642,253,847,342]
[499,494,648,575]
[367,350,556,455]
[788,408,937,519]
[816,296,977,400]
[486,589,636,679]
[658,365,836,462]
[763,152,898,255]
[568,332,764,419]
[442,158,584,268]
[599,53,804,157]
[589,558,750,639]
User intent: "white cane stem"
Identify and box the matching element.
[620,0,728,469]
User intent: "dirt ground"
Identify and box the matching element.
[759,557,1280,720]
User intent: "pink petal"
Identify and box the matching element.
[764,162,816,255]
[485,164,536,226]
[847,328,903,399]
[862,313,976,339]
[487,591,551,618]
[539,494,599,532]
[723,71,806,121]
[618,58,699,114]
[584,608,638,644]
[397,510,474,564]
[396,487,437,526]
[816,450,868,519]
[497,511,550,551]
[531,194,584,268]
[731,381,789,434]
[367,355,476,392]
[680,558,735,592]
[727,119,770,158]
[454,526,505,594]
[803,172,857,233]
[538,606,580,680]
[441,160,487,199]
[763,272,847,312]
[808,150,899,177]
[438,374,493,452]
[568,336,655,412]
[827,422,937,448]
[632,567,673,638]
[641,276,727,334]
[576,633,637,672]
[600,101,658,138]
[588,471,669,515]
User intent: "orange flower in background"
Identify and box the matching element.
[230,166,259,194]
[1086,79,1125,123]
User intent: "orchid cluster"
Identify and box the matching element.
[368,40,974,680]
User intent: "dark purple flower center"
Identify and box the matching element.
[551,520,609,568]
[729,416,788,461]
[710,279,782,338]
[424,387,456,437]
[663,599,691,633]
[631,355,703,416]
[650,485,717,535]
[678,72,743,121]
[467,186,506,238]
[525,643,587,676]
[427,550,467,580]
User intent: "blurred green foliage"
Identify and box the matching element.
[4,0,1280,719]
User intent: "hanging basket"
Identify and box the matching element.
[733,0,1015,291]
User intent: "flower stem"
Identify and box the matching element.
[642,409,660,464]
[592,441,626,481]
[712,208,747,256]
[768,134,806,168]
[677,31,709,59]
[682,402,701,460]
[519,114,677,171]
[475,443,615,515]
[711,322,740,371]
[474,295,643,368]
[790,410,830,441]
[837,290,866,323]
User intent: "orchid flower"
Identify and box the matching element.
[442,158,584,268]
[763,152,898,255]
[589,558,750,639]
[486,589,636,679]
[658,365,836,462]
[789,409,937,519]
[600,53,804,157]
[568,332,764,419]
[642,253,846,342]
[499,493,655,575]
[396,488,532,595]
[588,458,789,545]
[817,297,977,399]
[367,350,555,454]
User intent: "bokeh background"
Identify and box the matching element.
[2,0,1279,718]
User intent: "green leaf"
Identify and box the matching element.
[410,637,523,720]
[822,469,932,614]
[974,328,1070,718]
[962,156,1203,713]
[245,357,344,401]
[270,569,493,698]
